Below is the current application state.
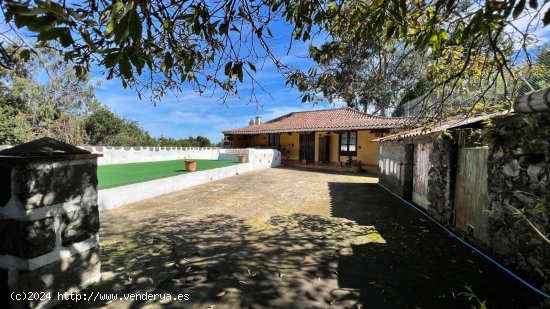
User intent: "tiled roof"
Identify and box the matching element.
[372,111,511,143]
[223,108,410,135]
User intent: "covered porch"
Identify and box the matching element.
[224,129,388,168]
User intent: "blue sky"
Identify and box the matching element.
[92,24,340,144]
[3,3,549,144]
[91,3,550,144]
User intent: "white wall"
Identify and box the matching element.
[81,146,221,165]
[1,144,282,210]
[0,145,282,166]
[98,148,281,210]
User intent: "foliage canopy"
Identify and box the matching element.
[1,0,548,112]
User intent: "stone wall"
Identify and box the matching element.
[425,138,455,226]
[0,156,101,308]
[378,141,413,199]
[378,136,455,226]
[487,113,550,291]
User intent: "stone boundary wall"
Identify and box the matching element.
[98,148,281,211]
[0,157,101,309]
[487,113,550,291]
[424,138,455,226]
[378,142,413,199]
[378,137,455,226]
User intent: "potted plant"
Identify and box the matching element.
[351,160,363,173]
[184,156,197,172]
[236,152,247,163]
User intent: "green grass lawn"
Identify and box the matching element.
[97,159,239,189]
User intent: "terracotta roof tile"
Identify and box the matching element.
[372,111,510,142]
[223,108,409,135]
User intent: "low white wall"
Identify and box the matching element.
[80,146,221,165]
[1,143,282,210]
[0,145,281,166]
[98,148,281,211]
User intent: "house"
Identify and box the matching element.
[222,108,408,167]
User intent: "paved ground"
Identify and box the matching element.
[70,167,545,308]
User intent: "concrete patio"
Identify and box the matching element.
[68,167,545,308]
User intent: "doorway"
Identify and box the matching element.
[299,133,315,163]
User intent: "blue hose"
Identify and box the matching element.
[377,182,550,299]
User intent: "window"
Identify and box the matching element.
[339,131,357,156]
[268,133,280,148]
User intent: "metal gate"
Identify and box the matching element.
[454,147,490,244]
[412,143,432,209]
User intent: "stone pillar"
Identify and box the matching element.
[0,137,102,309]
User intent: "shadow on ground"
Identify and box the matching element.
[63,177,545,308]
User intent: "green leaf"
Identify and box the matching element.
[128,54,144,75]
[544,8,550,25]
[529,0,538,9]
[129,9,142,42]
[119,55,133,79]
[106,18,116,35]
[13,15,34,28]
[219,22,229,35]
[104,52,120,68]
[59,31,74,47]
[81,29,96,50]
[74,65,84,78]
[247,62,256,72]
[37,27,69,41]
[114,13,130,44]
[18,49,31,61]
[26,16,57,32]
[513,0,526,19]
[164,52,173,69]
[224,62,232,76]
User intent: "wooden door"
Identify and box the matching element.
[454,147,490,244]
[319,136,330,163]
[300,133,315,163]
[412,143,432,209]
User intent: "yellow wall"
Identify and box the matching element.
[357,130,380,166]
[313,130,381,165]
[253,134,269,147]
[228,130,383,165]
[228,135,248,148]
[280,133,300,160]
[315,132,340,163]
[226,134,269,148]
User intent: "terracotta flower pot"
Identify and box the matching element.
[185,160,197,172]
[237,154,247,163]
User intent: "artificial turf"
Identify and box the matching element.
[97,159,239,189]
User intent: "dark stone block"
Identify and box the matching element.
[0,268,8,309]
[17,246,100,308]
[15,160,97,209]
[0,165,11,207]
[0,218,55,258]
[62,205,100,246]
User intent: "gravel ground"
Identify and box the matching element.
[65,167,546,309]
